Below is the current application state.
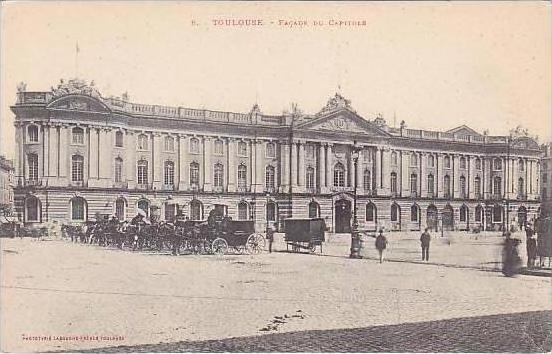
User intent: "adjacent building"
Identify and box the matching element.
[12,79,542,232]
[0,155,14,216]
[541,143,552,217]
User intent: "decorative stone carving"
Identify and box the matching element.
[52,78,102,99]
[318,93,354,115]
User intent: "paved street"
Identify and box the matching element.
[1,232,550,352]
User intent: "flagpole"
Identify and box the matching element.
[75,43,79,78]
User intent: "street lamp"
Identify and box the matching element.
[503,134,512,236]
[350,141,362,259]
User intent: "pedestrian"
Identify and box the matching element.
[525,223,534,240]
[375,229,387,263]
[526,234,537,268]
[420,228,431,261]
[266,222,275,253]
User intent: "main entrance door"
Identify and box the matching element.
[335,199,352,233]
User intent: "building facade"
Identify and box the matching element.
[12,79,542,232]
[541,143,552,217]
[0,155,14,215]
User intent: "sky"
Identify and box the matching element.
[1,1,550,157]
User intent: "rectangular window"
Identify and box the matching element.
[72,129,84,145]
[238,142,248,157]
[72,157,84,182]
[137,163,148,185]
[164,137,175,152]
[28,155,39,181]
[28,126,39,142]
[115,132,124,147]
[114,160,123,183]
[214,140,224,155]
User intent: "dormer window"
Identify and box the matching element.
[27,125,39,143]
[72,127,84,145]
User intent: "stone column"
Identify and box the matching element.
[125,131,135,189]
[401,151,409,196]
[452,155,459,198]
[319,144,326,191]
[297,141,305,191]
[254,139,263,193]
[279,141,289,193]
[59,125,69,182]
[178,135,188,191]
[437,154,444,198]
[421,153,427,198]
[468,155,475,199]
[326,144,333,190]
[42,125,49,182]
[227,138,236,193]
[374,147,380,193]
[381,148,390,195]
[203,136,212,192]
[291,141,298,189]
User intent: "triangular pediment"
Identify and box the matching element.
[297,110,390,137]
[447,125,481,136]
[46,94,111,113]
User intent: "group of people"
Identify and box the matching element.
[374,228,432,264]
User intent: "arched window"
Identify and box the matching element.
[72,127,84,145]
[459,157,466,169]
[518,178,524,196]
[190,138,200,154]
[71,155,84,182]
[308,201,319,218]
[190,200,202,220]
[391,203,400,222]
[114,157,123,183]
[444,156,451,169]
[238,201,249,220]
[390,172,397,194]
[493,158,502,171]
[115,198,126,220]
[70,197,87,221]
[138,134,148,150]
[237,164,247,189]
[137,160,148,185]
[363,170,371,191]
[460,175,466,197]
[428,155,435,168]
[460,205,468,222]
[410,153,418,167]
[474,176,481,198]
[366,202,376,222]
[265,165,275,190]
[25,196,40,222]
[306,167,315,189]
[410,173,418,194]
[164,136,175,152]
[237,141,247,156]
[493,177,502,196]
[427,174,434,195]
[391,151,398,165]
[444,175,451,197]
[27,125,39,142]
[214,139,224,155]
[266,202,276,222]
[410,204,419,222]
[137,199,149,217]
[213,163,224,188]
[475,157,482,170]
[27,153,39,181]
[518,159,524,172]
[115,131,124,147]
[189,162,200,186]
[334,163,345,187]
[164,161,175,186]
[475,205,483,222]
[266,142,276,158]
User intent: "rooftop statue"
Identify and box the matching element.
[318,93,354,115]
[51,78,102,99]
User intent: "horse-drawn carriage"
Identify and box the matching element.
[210,219,266,255]
[284,218,326,253]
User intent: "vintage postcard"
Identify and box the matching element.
[0,1,550,353]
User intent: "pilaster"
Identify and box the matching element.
[227,138,236,192]
[203,136,212,192]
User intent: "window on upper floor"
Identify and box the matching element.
[444,175,451,197]
[305,167,315,190]
[213,163,223,188]
[164,136,175,152]
[137,160,148,185]
[410,153,418,167]
[27,154,38,181]
[266,165,276,190]
[518,159,524,172]
[428,155,435,168]
[334,163,345,187]
[164,161,175,186]
[390,172,397,194]
[493,158,502,171]
[214,139,224,155]
[364,149,372,163]
[189,162,199,185]
[460,176,466,197]
[27,125,39,143]
[427,174,435,195]
[444,156,451,169]
[237,141,247,157]
[189,138,200,154]
[460,157,466,169]
[475,157,482,170]
[363,170,371,191]
[266,142,276,158]
[71,155,84,182]
[391,151,398,165]
[493,176,502,195]
[72,127,84,145]
[237,164,247,188]
[114,158,123,183]
[306,145,315,159]
[115,131,124,147]
[138,134,148,150]
[410,173,418,193]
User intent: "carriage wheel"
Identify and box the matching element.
[246,233,266,254]
[212,238,229,256]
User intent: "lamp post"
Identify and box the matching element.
[504,134,512,235]
[350,142,362,259]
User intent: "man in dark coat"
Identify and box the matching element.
[375,230,388,263]
[420,228,431,261]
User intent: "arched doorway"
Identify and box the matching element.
[427,205,438,231]
[442,204,454,231]
[308,201,320,218]
[517,206,527,229]
[334,199,351,233]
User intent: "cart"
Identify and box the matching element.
[284,218,326,253]
[210,219,266,255]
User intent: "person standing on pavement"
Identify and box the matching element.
[375,229,388,263]
[420,228,431,261]
[526,234,537,268]
[266,222,275,253]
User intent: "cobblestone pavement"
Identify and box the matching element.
[80,310,552,353]
[1,234,550,352]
